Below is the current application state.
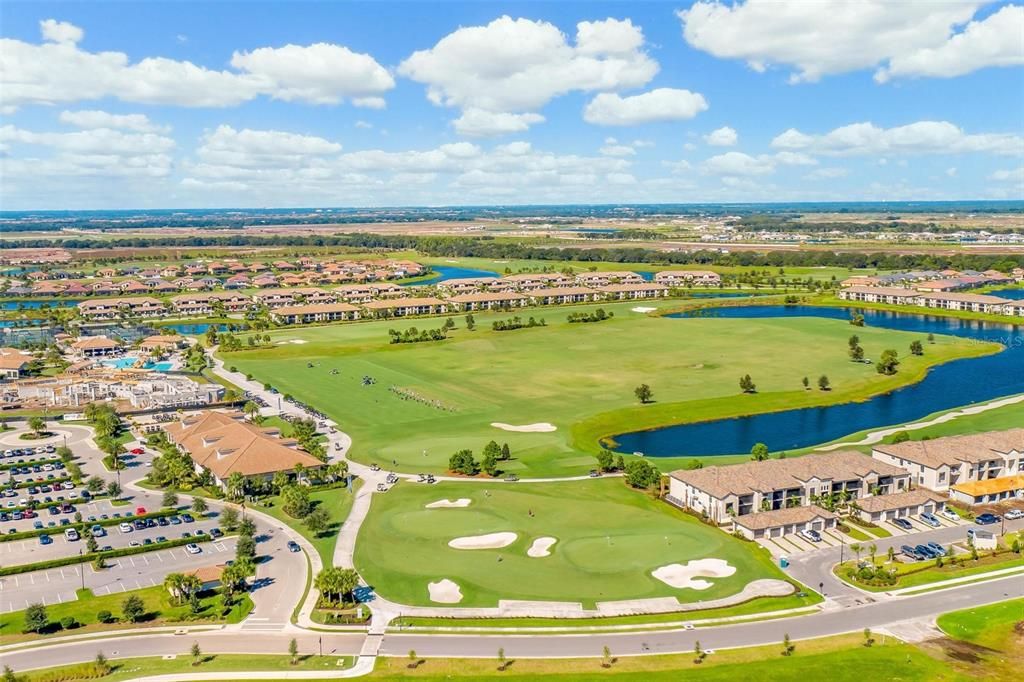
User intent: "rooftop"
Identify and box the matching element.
[873,429,1024,468]
[853,488,945,513]
[732,505,837,530]
[671,451,907,499]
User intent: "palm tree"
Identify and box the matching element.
[851,543,862,562]
[868,543,878,565]
[164,573,186,605]
[225,472,246,501]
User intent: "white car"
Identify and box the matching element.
[119,522,132,533]
[1005,509,1024,520]
[185,543,201,555]
[940,507,960,521]
[62,482,74,490]
[798,529,822,542]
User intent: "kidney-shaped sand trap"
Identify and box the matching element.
[490,422,557,432]
[448,532,518,550]
[527,537,557,558]
[425,498,472,509]
[427,579,463,603]
[651,558,737,590]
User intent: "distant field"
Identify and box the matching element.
[224,299,991,477]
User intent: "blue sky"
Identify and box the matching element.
[1,0,1022,209]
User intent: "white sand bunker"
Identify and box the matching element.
[448,532,517,550]
[491,422,557,433]
[428,579,463,603]
[652,559,736,590]
[425,498,472,509]
[274,339,308,345]
[527,537,557,558]
[631,306,656,313]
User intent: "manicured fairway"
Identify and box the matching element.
[226,299,991,477]
[354,479,784,608]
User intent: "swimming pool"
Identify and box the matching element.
[101,358,174,371]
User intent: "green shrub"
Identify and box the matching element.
[60,616,78,630]
[96,610,113,623]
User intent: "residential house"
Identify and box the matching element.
[446,292,529,311]
[0,347,32,380]
[362,297,448,317]
[871,429,1024,493]
[530,286,601,305]
[851,488,947,524]
[667,451,910,528]
[271,302,361,325]
[77,297,165,320]
[575,271,645,287]
[655,270,723,287]
[599,282,669,300]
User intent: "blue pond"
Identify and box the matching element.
[402,265,500,287]
[610,305,1023,457]
[0,299,81,310]
[990,286,1024,300]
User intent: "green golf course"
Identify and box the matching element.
[354,478,786,608]
[225,299,995,478]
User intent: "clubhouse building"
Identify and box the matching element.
[162,410,324,490]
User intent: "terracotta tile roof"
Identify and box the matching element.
[733,505,836,530]
[0,347,32,370]
[163,410,323,479]
[447,292,528,303]
[274,302,360,315]
[71,336,121,350]
[598,282,668,293]
[671,451,907,499]
[363,297,445,309]
[854,488,945,513]
[874,429,1024,468]
[529,286,599,297]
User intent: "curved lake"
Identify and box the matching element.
[610,305,1023,457]
[401,265,499,287]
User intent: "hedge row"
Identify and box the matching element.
[0,457,61,472]
[7,475,71,491]
[0,493,110,517]
[0,534,217,577]
[0,508,201,544]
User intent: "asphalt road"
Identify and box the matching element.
[2,572,1020,672]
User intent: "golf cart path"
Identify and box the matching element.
[818,393,1024,451]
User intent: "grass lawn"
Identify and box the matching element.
[355,478,786,608]
[937,597,1024,649]
[21,654,354,681]
[253,481,361,566]
[812,392,1024,455]
[223,299,991,478]
[834,550,1024,592]
[392,588,821,629]
[0,584,253,644]
[18,635,959,682]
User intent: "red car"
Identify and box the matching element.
[130,448,145,455]
[135,506,147,515]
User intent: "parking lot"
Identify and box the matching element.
[756,509,971,557]
[0,537,238,613]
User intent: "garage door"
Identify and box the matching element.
[811,521,823,530]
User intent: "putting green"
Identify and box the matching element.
[225,299,991,477]
[354,478,784,608]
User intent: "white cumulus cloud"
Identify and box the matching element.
[0,19,394,111]
[704,126,738,146]
[678,0,1017,83]
[452,109,545,137]
[583,88,708,126]
[771,121,1024,156]
[702,151,775,176]
[398,16,659,134]
[58,110,169,134]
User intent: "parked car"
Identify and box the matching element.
[798,529,822,543]
[914,544,936,559]
[64,528,79,542]
[119,522,132,533]
[155,536,167,543]
[1004,509,1024,520]
[135,506,147,515]
[39,534,52,545]
[901,544,926,561]
[925,542,947,556]
[91,525,105,537]
[975,513,1000,525]
[940,507,960,521]
[182,514,195,523]
[209,528,223,538]
[891,518,914,531]
[919,512,941,528]
[185,543,201,555]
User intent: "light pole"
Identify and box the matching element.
[79,549,85,590]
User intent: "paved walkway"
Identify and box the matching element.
[819,392,1024,450]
